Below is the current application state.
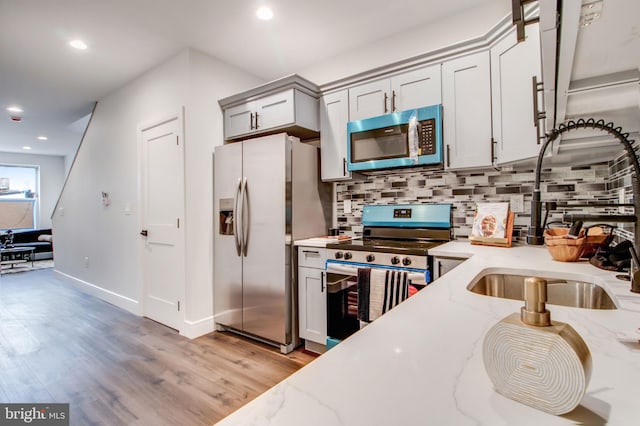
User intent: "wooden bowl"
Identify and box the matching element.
[544,228,586,262]
[582,226,612,258]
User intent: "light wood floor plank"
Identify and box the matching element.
[0,269,316,425]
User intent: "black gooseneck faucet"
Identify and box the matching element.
[526,119,640,293]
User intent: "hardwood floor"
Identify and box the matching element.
[0,269,316,425]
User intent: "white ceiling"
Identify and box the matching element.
[0,0,492,158]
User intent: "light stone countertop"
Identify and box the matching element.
[217,242,640,425]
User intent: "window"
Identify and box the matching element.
[0,165,38,230]
[0,165,37,199]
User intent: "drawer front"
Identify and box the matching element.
[298,247,327,269]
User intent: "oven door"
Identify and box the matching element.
[324,259,429,342]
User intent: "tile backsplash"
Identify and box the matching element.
[335,158,628,244]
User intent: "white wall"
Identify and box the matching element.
[182,50,264,332]
[298,1,510,86]
[0,151,65,229]
[53,49,262,335]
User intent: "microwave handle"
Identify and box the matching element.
[446,144,451,168]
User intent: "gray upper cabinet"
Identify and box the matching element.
[320,90,351,181]
[442,51,493,170]
[491,23,542,164]
[220,75,320,142]
[348,64,441,121]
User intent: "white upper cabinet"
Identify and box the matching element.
[391,66,442,112]
[219,75,320,141]
[224,89,318,140]
[348,79,389,121]
[348,64,442,121]
[442,51,493,169]
[491,23,542,164]
[225,102,255,140]
[253,90,296,132]
[320,90,351,181]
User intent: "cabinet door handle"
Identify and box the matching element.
[343,157,347,176]
[446,144,451,168]
[490,137,496,163]
[438,261,442,278]
[531,76,546,145]
[250,112,254,130]
[384,92,389,113]
[532,76,539,129]
[255,112,260,129]
[321,271,325,293]
[391,90,396,112]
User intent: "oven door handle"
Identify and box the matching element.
[325,260,428,284]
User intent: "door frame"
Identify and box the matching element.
[137,107,186,330]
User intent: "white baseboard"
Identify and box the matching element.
[54,269,142,315]
[180,316,214,339]
[53,269,214,339]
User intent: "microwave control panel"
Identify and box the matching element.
[418,118,436,155]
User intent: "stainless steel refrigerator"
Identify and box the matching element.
[214,133,329,353]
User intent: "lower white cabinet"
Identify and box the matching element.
[297,247,327,352]
[433,256,465,280]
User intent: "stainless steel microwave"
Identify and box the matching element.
[347,104,443,171]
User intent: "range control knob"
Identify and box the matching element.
[366,254,375,262]
[344,252,353,260]
[402,257,412,266]
[391,256,401,265]
[334,251,343,259]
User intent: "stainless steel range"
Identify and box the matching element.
[326,203,452,283]
[324,204,452,342]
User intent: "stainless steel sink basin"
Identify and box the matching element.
[467,273,617,310]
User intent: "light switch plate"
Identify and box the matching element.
[343,199,352,214]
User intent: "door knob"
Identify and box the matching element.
[140,230,148,237]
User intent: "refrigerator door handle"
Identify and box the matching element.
[234,177,242,256]
[242,177,250,257]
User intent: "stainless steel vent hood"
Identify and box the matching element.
[539,0,640,165]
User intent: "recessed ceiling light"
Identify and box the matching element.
[6,106,23,113]
[256,6,273,20]
[23,146,32,150]
[69,39,88,50]
[37,136,48,141]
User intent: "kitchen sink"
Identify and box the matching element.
[467,273,617,310]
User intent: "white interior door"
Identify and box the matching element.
[140,111,185,331]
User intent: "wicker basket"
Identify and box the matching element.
[544,228,587,262]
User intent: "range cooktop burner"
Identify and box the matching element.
[326,238,445,256]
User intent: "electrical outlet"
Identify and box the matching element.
[58,207,64,217]
[83,256,90,268]
[510,194,525,213]
[343,199,352,214]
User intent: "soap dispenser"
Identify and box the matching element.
[483,277,592,415]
